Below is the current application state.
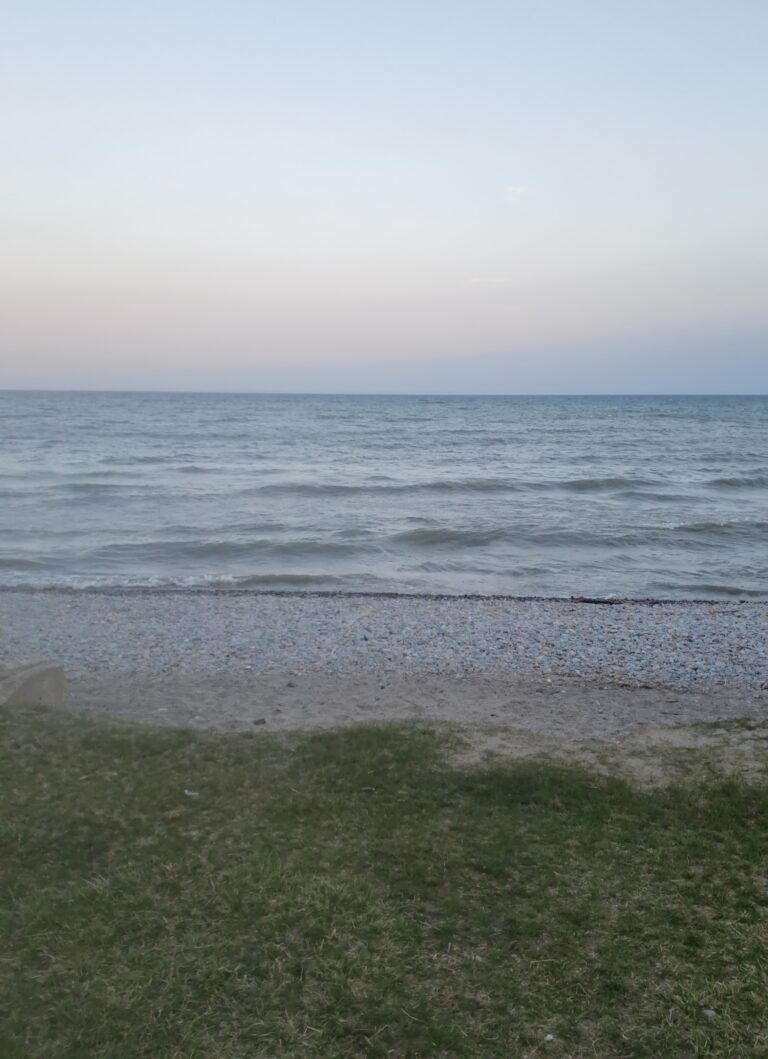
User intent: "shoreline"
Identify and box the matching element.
[1,584,765,604]
[2,589,766,737]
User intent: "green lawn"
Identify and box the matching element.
[2,705,767,1058]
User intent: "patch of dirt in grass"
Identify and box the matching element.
[453,719,768,786]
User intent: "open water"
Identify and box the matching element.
[1,391,766,598]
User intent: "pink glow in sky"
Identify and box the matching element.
[2,1,767,392]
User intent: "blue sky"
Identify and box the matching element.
[2,1,767,392]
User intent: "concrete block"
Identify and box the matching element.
[0,661,69,708]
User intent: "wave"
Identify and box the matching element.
[671,519,768,538]
[9,472,722,501]
[394,519,768,550]
[411,478,523,494]
[707,472,768,488]
[84,537,380,562]
[160,521,283,536]
[100,454,168,465]
[0,557,52,570]
[698,451,767,464]
[3,571,765,599]
[249,475,656,497]
[247,477,528,497]
[556,476,654,493]
[614,489,694,502]
[216,573,354,589]
[650,581,768,599]
[69,469,144,480]
[250,482,365,497]
[390,527,510,547]
[59,482,138,498]
[0,571,359,591]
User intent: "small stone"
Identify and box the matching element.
[702,1008,717,1021]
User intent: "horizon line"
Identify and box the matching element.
[1,388,766,399]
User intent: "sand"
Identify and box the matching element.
[1,589,766,744]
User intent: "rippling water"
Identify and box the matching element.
[1,391,766,598]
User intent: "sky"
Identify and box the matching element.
[2,0,767,393]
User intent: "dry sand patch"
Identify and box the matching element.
[453,718,768,786]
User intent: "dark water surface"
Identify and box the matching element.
[1,392,766,598]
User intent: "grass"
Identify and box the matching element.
[1,706,768,1058]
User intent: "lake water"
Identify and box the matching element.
[1,391,766,598]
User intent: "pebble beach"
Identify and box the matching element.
[2,589,766,739]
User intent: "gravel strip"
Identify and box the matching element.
[1,590,766,690]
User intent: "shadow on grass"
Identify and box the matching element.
[2,706,767,1057]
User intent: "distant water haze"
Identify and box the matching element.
[1,391,766,599]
